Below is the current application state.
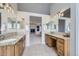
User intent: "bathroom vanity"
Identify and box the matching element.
[0,32,26,56]
[45,32,70,56]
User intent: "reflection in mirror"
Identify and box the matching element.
[58,19,65,32]
[17,18,25,29]
[7,17,17,29]
[46,21,57,32]
[1,23,6,33]
[46,23,50,30]
[54,24,56,29]
[17,21,20,29]
[46,21,53,30]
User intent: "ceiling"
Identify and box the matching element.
[17,3,51,15]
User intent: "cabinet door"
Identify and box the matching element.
[3,46,7,56]
[15,42,20,56]
[7,45,15,56]
[19,39,23,55]
[57,39,64,56]
[47,37,53,47]
[15,36,25,56]
[0,46,4,56]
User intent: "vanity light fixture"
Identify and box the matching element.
[60,13,64,16]
[0,3,14,13]
[57,11,64,17]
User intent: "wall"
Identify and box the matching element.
[74,3,79,56]
[17,11,50,46]
[76,3,79,56]
[70,4,76,56]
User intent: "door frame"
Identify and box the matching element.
[29,16,42,46]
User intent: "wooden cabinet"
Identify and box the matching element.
[3,46,7,56]
[0,45,15,56]
[45,34,70,56]
[56,38,69,56]
[45,34,53,47]
[14,36,25,56]
[45,34,56,47]
[0,35,25,56]
[7,45,15,56]
[0,46,7,56]
[15,41,20,56]
[46,37,53,47]
[15,37,25,56]
[0,46,5,56]
[57,39,64,56]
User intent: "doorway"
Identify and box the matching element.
[30,16,42,46]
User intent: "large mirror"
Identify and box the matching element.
[7,17,17,29]
[17,18,25,30]
[46,21,57,32]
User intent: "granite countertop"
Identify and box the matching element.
[0,33,25,46]
[45,32,70,40]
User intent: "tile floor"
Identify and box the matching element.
[22,33,57,56]
[22,44,57,56]
[30,33,42,46]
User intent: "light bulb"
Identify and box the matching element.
[61,13,64,16]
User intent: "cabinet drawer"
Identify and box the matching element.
[57,41,64,47]
[57,39,64,56]
[57,41,64,51]
[57,47,64,56]
[57,45,64,51]
[57,49,64,56]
